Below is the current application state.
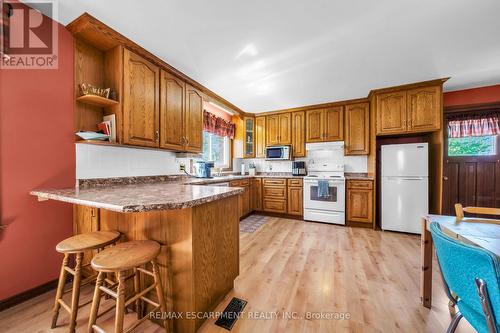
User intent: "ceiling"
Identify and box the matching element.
[51,0,500,112]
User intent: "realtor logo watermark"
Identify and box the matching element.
[1,0,58,69]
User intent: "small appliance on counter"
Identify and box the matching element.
[292,161,307,176]
[194,161,214,178]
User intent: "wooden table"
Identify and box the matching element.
[421,214,500,308]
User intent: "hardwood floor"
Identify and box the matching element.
[0,216,475,333]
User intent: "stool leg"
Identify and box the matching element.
[69,252,83,333]
[115,271,126,333]
[88,271,104,333]
[51,253,69,328]
[133,268,142,319]
[151,260,168,332]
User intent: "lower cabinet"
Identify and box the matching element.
[262,178,287,213]
[287,179,303,215]
[230,179,252,218]
[252,178,263,211]
[346,180,373,226]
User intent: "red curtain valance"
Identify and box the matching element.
[448,115,500,138]
[203,110,235,139]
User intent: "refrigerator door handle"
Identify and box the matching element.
[402,177,424,180]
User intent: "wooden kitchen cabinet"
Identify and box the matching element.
[287,179,303,216]
[376,91,407,135]
[123,48,160,147]
[252,178,262,211]
[184,83,204,152]
[73,205,100,276]
[345,102,369,155]
[159,70,185,150]
[407,85,441,133]
[346,180,373,225]
[230,179,252,218]
[244,117,255,158]
[376,83,442,135]
[306,106,343,142]
[262,178,287,213]
[255,116,266,158]
[291,111,306,157]
[266,113,291,145]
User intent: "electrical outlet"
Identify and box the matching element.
[179,164,186,172]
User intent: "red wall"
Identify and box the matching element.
[0,24,75,299]
[444,84,500,107]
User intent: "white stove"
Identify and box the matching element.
[303,147,346,225]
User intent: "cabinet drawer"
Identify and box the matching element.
[263,186,286,199]
[347,180,373,189]
[230,179,250,187]
[263,178,286,186]
[287,178,303,187]
[263,199,287,213]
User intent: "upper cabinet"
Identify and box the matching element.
[184,84,204,152]
[123,49,160,147]
[244,117,255,158]
[345,102,369,155]
[255,116,266,158]
[291,111,305,157]
[407,85,441,133]
[159,70,184,150]
[375,83,442,136]
[306,106,343,143]
[266,113,291,146]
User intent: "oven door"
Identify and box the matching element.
[303,179,345,211]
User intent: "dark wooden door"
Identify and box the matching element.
[442,114,500,216]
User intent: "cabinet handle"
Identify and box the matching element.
[155,130,159,142]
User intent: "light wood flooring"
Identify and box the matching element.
[0,216,475,333]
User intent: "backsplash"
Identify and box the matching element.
[234,155,367,173]
[76,143,193,179]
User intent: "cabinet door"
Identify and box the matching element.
[255,116,266,158]
[345,103,369,155]
[159,70,185,150]
[306,109,324,142]
[184,83,203,152]
[266,115,280,145]
[252,178,262,211]
[244,117,255,158]
[407,85,441,133]
[278,113,292,144]
[287,186,303,215]
[292,111,305,157]
[324,106,344,141]
[347,188,373,223]
[123,49,159,147]
[73,205,100,276]
[376,91,407,135]
[242,186,251,216]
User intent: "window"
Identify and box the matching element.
[448,135,497,156]
[202,131,230,168]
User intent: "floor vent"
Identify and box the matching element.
[214,297,247,330]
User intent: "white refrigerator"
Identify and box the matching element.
[381,143,428,234]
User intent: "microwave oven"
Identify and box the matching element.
[265,145,291,160]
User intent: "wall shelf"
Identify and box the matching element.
[76,95,118,107]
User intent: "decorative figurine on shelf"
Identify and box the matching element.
[79,83,111,99]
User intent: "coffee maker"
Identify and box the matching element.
[292,161,307,176]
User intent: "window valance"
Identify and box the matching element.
[203,110,235,139]
[448,114,500,138]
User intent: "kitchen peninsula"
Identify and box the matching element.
[31,179,243,333]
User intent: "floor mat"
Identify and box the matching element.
[240,215,269,233]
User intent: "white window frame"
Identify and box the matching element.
[204,131,231,169]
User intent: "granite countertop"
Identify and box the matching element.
[344,173,375,180]
[30,183,243,213]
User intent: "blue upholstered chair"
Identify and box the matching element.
[430,222,500,333]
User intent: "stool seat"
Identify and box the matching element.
[55,231,120,253]
[91,240,161,272]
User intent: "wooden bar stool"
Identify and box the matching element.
[52,230,121,333]
[88,240,168,333]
